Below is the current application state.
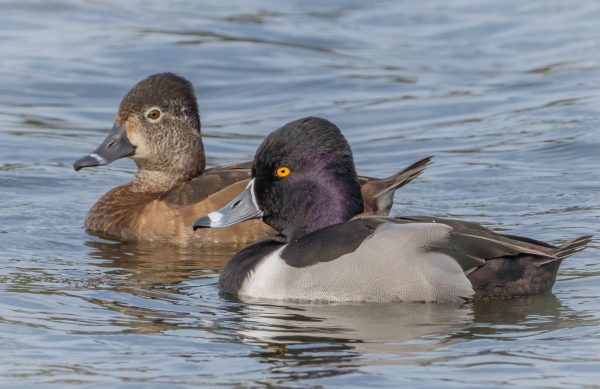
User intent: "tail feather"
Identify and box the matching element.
[361,156,432,216]
[436,219,593,299]
[377,156,433,197]
[537,235,593,266]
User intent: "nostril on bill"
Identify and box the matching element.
[106,140,116,149]
[231,199,241,209]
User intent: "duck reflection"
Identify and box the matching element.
[82,238,235,335]
[86,238,233,288]
[83,237,582,385]
[227,300,473,361]
[461,293,571,339]
[221,292,576,384]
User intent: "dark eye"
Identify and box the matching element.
[147,109,161,120]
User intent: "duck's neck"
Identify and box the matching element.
[127,131,206,193]
[284,175,364,241]
[130,167,201,193]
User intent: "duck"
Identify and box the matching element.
[193,116,592,302]
[73,73,431,247]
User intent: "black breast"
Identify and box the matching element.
[219,239,284,295]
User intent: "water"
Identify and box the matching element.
[1,0,600,386]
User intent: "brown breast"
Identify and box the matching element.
[86,179,275,248]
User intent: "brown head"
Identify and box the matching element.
[74,73,205,192]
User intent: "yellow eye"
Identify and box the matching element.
[275,166,291,177]
[147,109,161,120]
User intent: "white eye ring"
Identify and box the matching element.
[145,107,162,122]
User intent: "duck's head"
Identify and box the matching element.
[194,117,364,240]
[74,73,205,184]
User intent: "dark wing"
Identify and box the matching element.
[395,215,592,299]
[161,163,252,206]
[205,161,253,172]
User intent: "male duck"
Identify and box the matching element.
[194,117,591,302]
[74,73,431,247]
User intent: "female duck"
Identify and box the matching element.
[194,117,591,302]
[74,73,430,247]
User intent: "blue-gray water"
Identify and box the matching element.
[1,1,600,387]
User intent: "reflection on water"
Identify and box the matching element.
[236,302,472,358]
[87,239,230,286]
[1,0,600,387]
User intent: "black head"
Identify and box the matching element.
[74,73,204,179]
[194,117,364,240]
[253,117,364,239]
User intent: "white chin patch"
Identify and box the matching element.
[89,153,107,164]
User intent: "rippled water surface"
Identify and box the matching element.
[1,1,600,387]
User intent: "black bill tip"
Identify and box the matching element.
[193,216,213,230]
[73,153,107,171]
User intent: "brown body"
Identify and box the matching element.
[87,176,272,248]
[86,158,431,247]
